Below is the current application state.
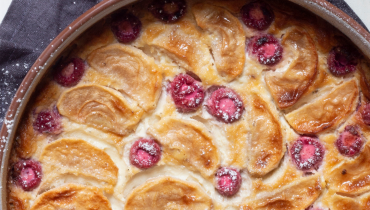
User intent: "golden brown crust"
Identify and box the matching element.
[205,0,248,14]
[57,84,143,136]
[322,134,347,175]
[140,19,222,85]
[225,118,249,168]
[86,44,162,111]
[13,114,38,159]
[13,82,64,158]
[269,0,336,54]
[30,184,111,210]
[192,3,245,81]
[286,79,359,134]
[322,189,370,210]
[242,175,324,210]
[125,177,213,210]
[252,164,302,195]
[40,139,118,187]
[325,141,370,195]
[148,117,220,178]
[246,94,284,177]
[265,27,318,109]
[7,187,31,210]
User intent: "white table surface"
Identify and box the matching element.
[0,0,369,29]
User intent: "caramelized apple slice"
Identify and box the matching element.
[192,3,245,81]
[286,80,358,134]
[324,190,370,210]
[141,20,222,85]
[148,117,220,177]
[87,44,162,111]
[325,141,370,195]
[40,139,118,187]
[242,175,324,210]
[30,184,111,210]
[57,84,143,136]
[125,177,212,210]
[247,94,283,176]
[265,27,318,109]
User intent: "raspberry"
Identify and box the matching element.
[327,46,358,76]
[130,138,161,169]
[306,206,325,210]
[111,10,142,43]
[148,0,187,23]
[247,34,283,65]
[12,159,42,191]
[215,167,242,197]
[54,57,85,87]
[290,136,325,171]
[336,125,363,157]
[168,74,205,112]
[361,103,370,125]
[33,107,62,134]
[206,87,244,123]
[241,1,274,30]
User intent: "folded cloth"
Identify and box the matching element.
[0,0,368,125]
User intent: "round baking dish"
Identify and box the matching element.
[1,0,370,208]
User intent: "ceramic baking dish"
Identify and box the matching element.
[1,0,370,208]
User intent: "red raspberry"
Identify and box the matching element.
[206,87,244,123]
[130,138,161,169]
[111,10,142,43]
[168,74,205,113]
[12,159,42,191]
[241,1,274,30]
[305,206,326,210]
[247,34,283,66]
[361,103,370,125]
[336,125,363,157]
[148,0,187,23]
[33,107,62,134]
[215,167,242,197]
[327,46,358,76]
[290,136,325,171]
[54,57,85,87]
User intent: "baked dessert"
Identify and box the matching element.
[6,0,370,209]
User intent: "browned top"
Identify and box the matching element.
[242,175,324,210]
[265,27,318,109]
[192,3,245,82]
[125,177,213,210]
[57,84,143,136]
[246,94,284,177]
[140,18,223,85]
[86,44,162,111]
[40,138,118,188]
[286,79,359,134]
[148,117,220,178]
[30,184,111,210]
[323,189,370,210]
[325,141,370,195]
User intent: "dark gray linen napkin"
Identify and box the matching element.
[0,0,368,125]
